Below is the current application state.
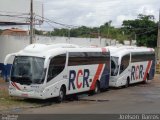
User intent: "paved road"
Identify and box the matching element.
[10,74,159,114]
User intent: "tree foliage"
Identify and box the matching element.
[122,14,157,47]
[34,14,158,48]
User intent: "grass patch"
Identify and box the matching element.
[0,89,39,112]
[0,77,5,83]
[0,77,59,113]
[0,78,55,112]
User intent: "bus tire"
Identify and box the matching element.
[125,78,130,88]
[88,81,100,95]
[143,74,149,84]
[56,86,66,103]
[94,81,100,94]
[92,81,100,94]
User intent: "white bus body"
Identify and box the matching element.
[107,46,155,87]
[4,44,110,100]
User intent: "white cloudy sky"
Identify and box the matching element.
[39,0,160,30]
[0,0,159,30]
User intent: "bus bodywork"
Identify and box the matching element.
[107,46,155,87]
[4,44,110,100]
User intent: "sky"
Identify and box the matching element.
[40,0,160,30]
[0,0,160,30]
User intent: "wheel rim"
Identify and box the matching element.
[95,85,98,93]
[145,77,148,83]
[125,80,129,87]
[95,83,99,93]
[59,89,64,101]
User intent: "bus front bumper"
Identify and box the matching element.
[9,88,47,100]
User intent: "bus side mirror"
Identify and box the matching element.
[4,54,16,65]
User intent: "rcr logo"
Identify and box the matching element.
[131,65,143,80]
[68,69,90,90]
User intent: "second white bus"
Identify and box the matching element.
[107,46,155,87]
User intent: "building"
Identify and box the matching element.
[1,28,28,36]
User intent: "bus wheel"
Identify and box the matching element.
[143,74,149,84]
[56,86,66,103]
[125,78,130,88]
[88,81,100,95]
[93,81,100,94]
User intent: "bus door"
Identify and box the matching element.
[119,54,130,83]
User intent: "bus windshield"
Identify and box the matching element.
[111,56,119,76]
[11,56,46,85]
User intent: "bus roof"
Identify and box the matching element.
[106,46,154,57]
[15,43,109,57]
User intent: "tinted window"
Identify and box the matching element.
[111,57,119,76]
[131,52,155,62]
[120,54,130,74]
[68,52,110,66]
[47,54,66,82]
[68,52,87,66]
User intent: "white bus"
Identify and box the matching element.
[107,46,155,87]
[4,43,110,101]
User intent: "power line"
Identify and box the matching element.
[0,10,28,15]
[0,14,44,25]
[136,28,157,35]
[122,26,157,30]
[35,14,80,28]
[0,14,29,19]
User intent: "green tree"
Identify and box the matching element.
[34,29,43,35]
[122,14,157,47]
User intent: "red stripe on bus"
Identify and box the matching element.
[101,48,107,52]
[143,61,151,80]
[90,64,104,90]
[11,82,15,87]
[13,82,21,90]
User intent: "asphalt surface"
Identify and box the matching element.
[1,75,160,117]
[7,74,159,114]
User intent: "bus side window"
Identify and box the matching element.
[47,54,66,82]
[120,54,130,74]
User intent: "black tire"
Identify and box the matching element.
[143,74,149,84]
[88,81,100,95]
[94,82,100,94]
[124,79,130,88]
[56,86,66,103]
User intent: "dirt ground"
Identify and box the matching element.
[0,74,160,114]
[0,77,5,83]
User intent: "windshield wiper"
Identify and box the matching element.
[11,76,32,85]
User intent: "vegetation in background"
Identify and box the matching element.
[0,14,157,47]
[122,14,157,47]
[33,14,159,48]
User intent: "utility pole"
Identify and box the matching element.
[107,21,111,45]
[157,9,160,60]
[30,0,34,44]
[107,23,110,39]
[135,33,137,41]
[68,28,70,40]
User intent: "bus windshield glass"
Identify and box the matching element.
[111,56,119,76]
[11,56,46,85]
